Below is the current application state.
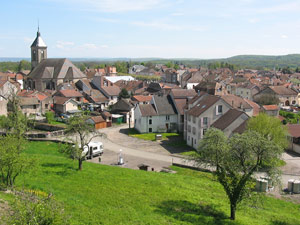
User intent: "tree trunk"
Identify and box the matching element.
[78,158,83,170]
[230,203,236,220]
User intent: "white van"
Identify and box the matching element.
[82,142,104,159]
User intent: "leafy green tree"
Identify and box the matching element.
[64,113,104,170]
[17,60,31,71]
[0,94,32,188]
[195,128,283,220]
[0,135,31,188]
[254,94,280,105]
[247,113,288,149]
[119,88,130,99]
[45,111,55,124]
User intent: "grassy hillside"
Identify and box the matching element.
[1,141,300,224]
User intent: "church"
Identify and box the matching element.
[25,29,86,91]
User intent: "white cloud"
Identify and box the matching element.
[257,1,300,14]
[131,20,206,32]
[55,41,75,50]
[58,0,166,12]
[281,34,288,39]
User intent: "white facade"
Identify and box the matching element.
[185,99,231,149]
[134,106,177,133]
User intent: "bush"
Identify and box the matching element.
[6,191,69,225]
[45,111,55,124]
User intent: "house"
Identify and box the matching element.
[221,94,254,117]
[254,86,298,106]
[129,65,146,74]
[111,99,135,124]
[19,96,41,116]
[134,95,177,133]
[53,89,83,102]
[234,83,260,100]
[185,94,231,148]
[101,111,112,127]
[169,89,197,132]
[287,124,300,154]
[0,95,8,116]
[262,105,279,116]
[0,80,18,98]
[86,116,107,129]
[184,94,249,148]
[194,80,228,96]
[53,96,79,114]
[131,95,152,105]
[211,109,250,137]
[91,76,121,105]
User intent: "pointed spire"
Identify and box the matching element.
[37,19,40,36]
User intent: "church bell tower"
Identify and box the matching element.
[30,27,47,70]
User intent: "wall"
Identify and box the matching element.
[65,101,78,112]
[0,97,7,116]
[186,99,231,148]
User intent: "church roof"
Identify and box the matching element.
[28,58,86,80]
[31,31,47,48]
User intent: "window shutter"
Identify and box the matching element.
[207,117,211,127]
[201,117,203,127]
[216,105,218,115]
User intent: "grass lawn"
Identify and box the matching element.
[128,128,181,141]
[1,141,300,225]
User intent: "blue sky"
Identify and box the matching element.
[1,0,300,59]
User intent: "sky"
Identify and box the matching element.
[1,0,300,59]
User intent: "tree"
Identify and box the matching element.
[17,60,31,72]
[119,88,130,99]
[254,94,280,105]
[64,113,104,170]
[247,113,288,149]
[195,128,283,220]
[45,111,55,124]
[0,94,32,188]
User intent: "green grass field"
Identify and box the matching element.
[1,141,300,225]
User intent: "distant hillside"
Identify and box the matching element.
[1,54,300,71]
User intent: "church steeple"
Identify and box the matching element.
[31,27,47,70]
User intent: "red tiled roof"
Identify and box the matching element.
[287,124,300,137]
[262,105,279,111]
[132,95,152,102]
[244,99,260,116]
[91,116,105,123]
[58,89,83,98]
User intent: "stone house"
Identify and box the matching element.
[53,97,79,114]
[0,80,18,98]
[19,97,41,116]
[254,86,298,106]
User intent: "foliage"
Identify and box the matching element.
[0,60,31,72]
[45,111,55,124]
[247,113,288,149]
[195,129,283,220]
[0,135,32,189]
[6,191,68,225]
[17,60,31,71]
[0,94,32,189]
[254,94,280,105]
[8,141,300,225]
[64,113,102,170]
[119,88,130,99]
[279,110,300,124]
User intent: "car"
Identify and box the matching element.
[82,142,104,159]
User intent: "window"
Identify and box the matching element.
[188,136,190,141]
[192,127,196,135]
[166,115,170,121]
[216,105,223,115]
[188,115,191,121]
[203,129,207,136]
[203,117,208,125]
[149,128,152,132]
[33,105,36,109]
[149,119,152,125]
[45,104,49,108]
[188,125,191,132]
[192,116,196,123]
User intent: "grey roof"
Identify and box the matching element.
[111,99,134,113]
[31,31,47,48]
[139,104,157,116]
[153,95,176,115]
[28,58,86,80]
[212,109,248,131]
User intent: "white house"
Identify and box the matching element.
[134,95,177,133]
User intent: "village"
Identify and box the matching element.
[1,29,300,224]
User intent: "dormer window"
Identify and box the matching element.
[216,105,223,115]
